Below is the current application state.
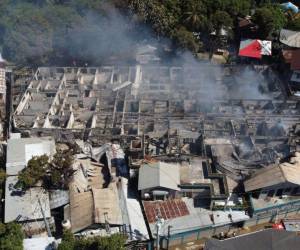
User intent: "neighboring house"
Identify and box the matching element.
[282,49,300,90]
[138,161,180,200]
[4,134,55,235]
[204,229,300,250]
[282,49,300,71]
[244,152,300,216]
[143,197,249,248]
[280,29,300,48]
[64,159,123,234]
[6,133,56,175]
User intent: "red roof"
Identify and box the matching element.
[239,39,262,59]
[143,199,189,223]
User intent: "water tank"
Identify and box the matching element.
[62,219,71,230]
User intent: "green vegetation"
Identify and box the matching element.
[17,155,49,189]
[288,17,300,31]
[0,222,24,250]
[16,151,74,190]
[58,230,126,250]
[0,0,298,65]
[253,4,287,38]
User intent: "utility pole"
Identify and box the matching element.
[38,198,52,237]
[166,225,172,250]
[156,220,160,250]
[155,214,164,250]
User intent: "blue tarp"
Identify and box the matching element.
[281,2,299,13]
[111,158,128,177]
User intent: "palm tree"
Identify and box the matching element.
[183,2,206,31]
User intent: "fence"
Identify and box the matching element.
[151,206,300,249]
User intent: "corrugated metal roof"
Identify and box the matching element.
[138,162,180,191]
[244,153,300,192]
[5,176,51,223]
[49,190,69,209]
[93,186,123,225]
[280,29,300,48]
[68,159,123,232]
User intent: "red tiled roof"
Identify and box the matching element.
[143,199,189,223]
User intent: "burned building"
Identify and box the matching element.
[11,65,300,246]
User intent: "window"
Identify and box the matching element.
[154,195,165,200]
[267,190,275,197]
[252,189,261,199]
[181,192,193,198]
[276,189,283,196]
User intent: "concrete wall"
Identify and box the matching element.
[15,92,30,115]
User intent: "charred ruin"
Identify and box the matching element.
[9,64,300,246]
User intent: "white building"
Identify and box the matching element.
[4,134,56,235]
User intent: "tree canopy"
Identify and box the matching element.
[16,151,74,190]
[253,4,287,39]
[0,222,24,250]
[0,0,294,64]
[288,18,300,31]
[58,230,126,250]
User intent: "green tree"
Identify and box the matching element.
[223,0,252,16]
[57,230,75,250]
[128,0,177,36]
[287,18,300,31]
[46,151,74,189]
[16,155,49,189]
[41,4,82,64]
[2,2,53,65]
[253,5,287,38]
[16,150,74,190]
[172,26,201,52]
[182,1,207,31]
[0,223,24,250]
[58,230,126,250]
[211,10,233,36]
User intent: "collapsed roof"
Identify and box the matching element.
[244,152,300,192]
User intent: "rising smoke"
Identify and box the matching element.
[2,1,275,103]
